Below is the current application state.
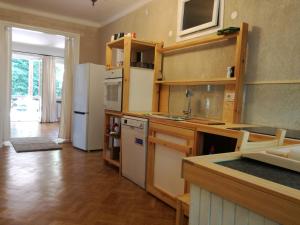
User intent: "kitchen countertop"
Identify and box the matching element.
[123,112,300,143]
[124,112,255,130]
[229,126,300,140]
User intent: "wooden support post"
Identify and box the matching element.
[176,200,185,225]
[105,44,113,69]
[152,42,164,112]
[233,22,248,123]
[122,36,132,112]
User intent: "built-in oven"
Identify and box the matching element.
[104,68,123,112]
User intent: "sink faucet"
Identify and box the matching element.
[183,88,193,118]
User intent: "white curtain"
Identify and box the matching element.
[0,25,11,148]
[41,56,57,123]
[59,37,75,141]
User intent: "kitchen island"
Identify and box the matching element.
[182,151,300,225]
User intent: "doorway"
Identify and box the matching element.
[10,27,65,139]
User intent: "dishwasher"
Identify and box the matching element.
[121,116,148,189]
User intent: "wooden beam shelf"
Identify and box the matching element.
[107,37,158,51]
[104,110,122,117]
[158,33,239,54]
[155,77,236,86]
[106,66,123,71]
[245,80,300,85]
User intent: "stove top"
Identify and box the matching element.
[228,126,300,140]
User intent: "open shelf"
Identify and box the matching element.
[103,110,122,171]
[158,33,239,54]
[155,77,236,86]
[107,38,125,49]
[106,66,123,71]
[107,37,158,51]
[104,157,121,168]
[104,110,122,117]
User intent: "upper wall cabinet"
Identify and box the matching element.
[177,0,224,41]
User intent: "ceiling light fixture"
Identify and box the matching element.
[91,0,97,6]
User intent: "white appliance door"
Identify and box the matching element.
[73,64,90,113]
[121,125,147,188]
[129,68,154,112]
[72,112,88,150]
[104,78,122,111]
[87,64,105,150]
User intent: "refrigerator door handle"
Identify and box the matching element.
[74,111,88,115]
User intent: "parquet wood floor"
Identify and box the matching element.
[1,123,176,225]
[10,122,59,139]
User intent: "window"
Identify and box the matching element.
[177,0,224,41]
[55,59,64,99]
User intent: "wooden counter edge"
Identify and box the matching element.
[123,112,300,144]
[182,153,300,225]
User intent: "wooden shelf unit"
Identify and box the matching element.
[158,33,239,54]
[106,36,163,112]
[103,110,122,171]
[157,22,248,123]
[155,77,236,86]
[107,37,157,51]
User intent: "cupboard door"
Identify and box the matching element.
[153,133,186,196]
[147,122,195,208]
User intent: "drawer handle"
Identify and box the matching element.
[148,136,192,155]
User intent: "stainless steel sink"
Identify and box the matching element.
[148,114,187,121]
[147,113,225,125]
[185,118,225,125]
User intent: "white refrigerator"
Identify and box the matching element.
[72,63,105,151]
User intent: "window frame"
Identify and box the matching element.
[177,0,224,41]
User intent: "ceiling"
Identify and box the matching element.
[0,0,152,27]
[12,27,65,58]
[12,27,65,49]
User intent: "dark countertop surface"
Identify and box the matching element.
[228,126,300,140]
[218,158,300,190]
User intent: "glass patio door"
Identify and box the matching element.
[11,53,42,122]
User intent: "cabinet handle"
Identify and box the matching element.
[148,136,191,154]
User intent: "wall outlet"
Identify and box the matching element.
[224,92,235,102]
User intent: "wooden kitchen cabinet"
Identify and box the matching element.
[105,36,163,112]
[146,121,197,208]
[157,22,248,123]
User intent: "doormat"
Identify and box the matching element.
[10,137,62,153]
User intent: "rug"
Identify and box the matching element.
[10,137,62,153]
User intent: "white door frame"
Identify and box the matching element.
[0,19,80,65]
[1,19,80,140]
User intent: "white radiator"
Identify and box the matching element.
[189,184,280,225]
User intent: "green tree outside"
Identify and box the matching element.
[11,59,29,96]
[33,61,41,96]
[12,57,63,98]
